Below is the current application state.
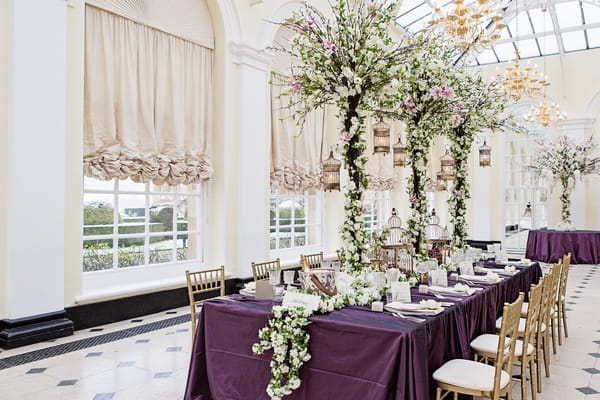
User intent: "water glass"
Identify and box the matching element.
[269,269,281,286]
[283,270,295,286]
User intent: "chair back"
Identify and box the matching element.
[251,258,280,282]
[558,253,571,302]
[522,278,544,349]
[493,292,525,398]
[300,251,324,271]
[540,264,560,331]
[186,266,225,336]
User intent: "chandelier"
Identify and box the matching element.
[524,97,567,127]
[498,52,549,101]
[427,0,505,51]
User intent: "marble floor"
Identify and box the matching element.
[0,263,599,400]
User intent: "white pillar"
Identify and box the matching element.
[230,42,272,278]
[0,0,72,348]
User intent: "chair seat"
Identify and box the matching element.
[471,334,534,357]
[496,317,546,333]
[433,359,511,392]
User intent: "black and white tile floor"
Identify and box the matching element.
[0,263,599,399]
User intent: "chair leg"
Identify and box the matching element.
[535,341,542,393]
[556,306,563,345]
[521,360,527,400]
[543,335,551,378]
[436,387,442,400]
[561,303,569,338]
[550,318,557,354]
[529,357,537,400]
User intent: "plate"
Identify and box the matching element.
[483,267,517,276]
[459,274,503,284]
[428,285,476,296]
[384,302,444,316]
[239,288,255,296]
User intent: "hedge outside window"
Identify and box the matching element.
[83,177,204,272]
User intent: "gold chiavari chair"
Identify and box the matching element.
[251,258,281,282]
[300,251,323,271]
[186,266,225,337]
[433,293,525,400]
[555,253,571,345]
[473,280,543,400]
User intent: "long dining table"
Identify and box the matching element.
[184,263,542,400]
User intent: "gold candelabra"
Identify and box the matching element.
[427,0,505,51]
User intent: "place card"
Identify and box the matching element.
[429,269,448,287]
[458,260,474,275]
[282,291,321,312]
[391,281,411,303]
[255,280,274,300]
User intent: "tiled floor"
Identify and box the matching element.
[0,263,599,399]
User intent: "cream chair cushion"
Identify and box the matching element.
[470,334,534,357]
[433,359,511,392]
[496,316,546,333]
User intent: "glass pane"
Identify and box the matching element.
[516,39,540,58]
[117,242,145,268]
[476,49,499,64]
[83,194,115,237]
[84,176,114,191]
[562,30,587,51]
[583,3,600,24]
[507,11,533,36]
[82,239,113,271]
[279,233,291,249]
[529,8,553,34]
[118,194,146,235]
[149,193,175,233]
[587,27,600,48]
[555,2,583,29]
[118,179,147,193]
[293,227,306,247]
[537,35,559,54]
[177,194,200,232]
[177,233,197,261]
[494,42,517,61]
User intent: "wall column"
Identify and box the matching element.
[230,42,272,278]
[0,0,73,348]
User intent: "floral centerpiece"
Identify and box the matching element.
[388,35,466,256]
[274,0,410,273]
[446,75,510,249]
[527,135,600,230]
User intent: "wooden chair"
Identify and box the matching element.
[251,258,281,282]
[555,253,571,345]
[300,251,323,271]
[186,266,225,337]
[473,280,543,400]
[433,293,524,400]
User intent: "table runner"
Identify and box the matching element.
[185,263,542,400]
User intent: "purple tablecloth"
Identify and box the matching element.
[525,229,600,264]
[185,264,541,400]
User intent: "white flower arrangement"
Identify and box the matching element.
[252,267,385,400]
[527,135,600,229]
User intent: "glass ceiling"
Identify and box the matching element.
[393,0,600,65]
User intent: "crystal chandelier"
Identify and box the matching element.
[427,0,505,51]
[498,52,550,101]
[524,97,567,127]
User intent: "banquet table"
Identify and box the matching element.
[184,263,542,400]
[525,229,600,264]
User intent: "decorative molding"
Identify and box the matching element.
[554,118,595,132]
[230,42,272,71]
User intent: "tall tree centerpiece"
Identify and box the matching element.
[528,135,600,230]
[447,76,510,249]
[391,35,465,256]
[276,0,410,272]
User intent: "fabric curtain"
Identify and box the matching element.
[270,74,325,192]
[84,5,213,185]
[364,117,400,191]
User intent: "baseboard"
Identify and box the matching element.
[0,310,74,349]
[65,277,244,331]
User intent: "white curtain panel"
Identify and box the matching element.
[270,76,325,193]
[84,5,213,185]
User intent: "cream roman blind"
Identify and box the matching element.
[83,5,213,185]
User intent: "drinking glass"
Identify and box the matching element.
[269,269,282,300]
[283,270,295,289]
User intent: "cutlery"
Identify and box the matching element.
[392,312,426,323]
